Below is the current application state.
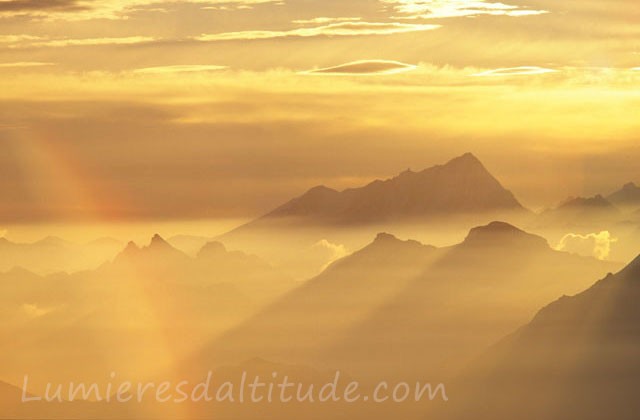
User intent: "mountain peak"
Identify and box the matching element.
[307,185,338,194]
[113,235,187,266]
[447,152,482,166]
[233,153,526,229]
[463,221,549,249]
[124,240,139,251]
[607,182,640,207]
[35,236,70,246]
[367,232,430,253]
[111,241,140,264]
[374,232,400,243]
[197,241,228,258]
[438,152,486,173]
[149,234,171,249]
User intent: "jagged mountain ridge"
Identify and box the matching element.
[234,153,527,228]
[607,182,640,208]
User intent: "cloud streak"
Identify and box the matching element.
[196,22,441,41]
[472,66,558,76]
[132,64,228,75]
[2,35,156,48]
[303,60,418,75]
[0,61,55,68]
[292,17,362,25]
[381,0,547,19]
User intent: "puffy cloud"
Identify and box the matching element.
[303,60,417,75]
[555,231,617,260]
[313,239,350,270]
[196,22,441,41]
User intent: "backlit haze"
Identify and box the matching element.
[1,2,640,420]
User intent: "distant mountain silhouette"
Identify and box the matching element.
[448,254,640,420]
[180,222,619,382]
[0,236,123,274]
[0,235,295,395]
[607,182,640,209]
[460,221,548,249]
[560,194,615,209]
[113,233,191,266]
[230,153,527,229]
[535,194,621,228]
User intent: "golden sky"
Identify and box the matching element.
[0,0,639,222]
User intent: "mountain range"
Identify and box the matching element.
[534,194,622,228]
[179,221,620,383]
[0,236,123,274]
[0,235,296,395]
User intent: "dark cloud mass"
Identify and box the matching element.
[0,0,86,12]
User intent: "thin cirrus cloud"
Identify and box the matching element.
[0,61,55,68]
[196,21,441,41]
[0,34,43,43]
[472,66,558,76]
[2,36,156,48]
[292,17,362,25]
[132,65,228,75]
[381,0,547,19]
[303,60,418,75]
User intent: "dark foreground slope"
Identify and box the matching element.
[446,254,640,420]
